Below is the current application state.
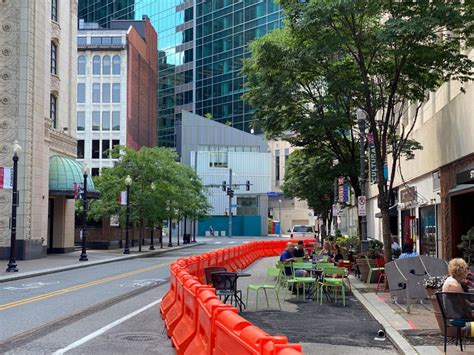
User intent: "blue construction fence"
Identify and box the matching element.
[198,215,262,236]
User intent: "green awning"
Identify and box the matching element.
[49,155,97,197]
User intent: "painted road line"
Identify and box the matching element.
[228,241,236,244]
[214,242,222,244]
[0,262,170,312]
[52,298,162,354]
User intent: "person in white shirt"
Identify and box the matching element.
[391,238,401,251]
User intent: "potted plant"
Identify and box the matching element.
[421,275,455,336]
[458,227,474,265]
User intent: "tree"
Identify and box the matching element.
[89,146,210,242]
[246,0,474,262]
[282,149,336,239]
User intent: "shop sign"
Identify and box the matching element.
[368,133,377,184]
[400,187,417,204]
[456,169,474,185]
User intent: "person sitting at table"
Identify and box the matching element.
[399,243,418,259]
[320,240,333,258]
[332,245,344,263]
[443,258,470,292]
[294,240,306,258]
[279,242,309,277]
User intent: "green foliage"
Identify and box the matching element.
[458,227,474,265]
[87,146,211,229]
[368,240,384,259]
[281,149,335,221]
[244,0,474,263]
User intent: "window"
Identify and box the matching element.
[50,94,57,128]
[92,55,101,75]
[236,197,258,216]
[77,111,85,131]
[102,111,110,130]
[112,139,120,149]
[112,111,120,130]
[275,149,280,182]
[92,83,100,103]
[112,37,122,45]
[112,83,120,102]
[102,37,112,45]
[102,140,110,158]
[91,37,101,45]
[92,140,100,159]
[209,150,228,168]
[77,140,84,159]
[185,70,193,83]
[51,42,57,74]
[91,168,100,176]
[102,83,110,103]
[77,37,87,46]
[77,83,85,103]
[112,55,121,75]
[183,28,193,43]
[185,7,193,21]
[77,55,86,75]
[51,0,57,21]
[92,111,100,131]
[285,148,289,165]
[184,49,193,63]
[102,55,111,75]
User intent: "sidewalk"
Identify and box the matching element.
[350,275,471,355]
[0,239,208,284]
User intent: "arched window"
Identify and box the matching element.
[77,55,86,75]
[92,55,101,75]
[112,55,121,75]
[102,55,111,75]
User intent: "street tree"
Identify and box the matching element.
[281,149,336,239]
[89,146,210,243]
[246,0,474,261]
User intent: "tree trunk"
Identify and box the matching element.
[380,205,392,262]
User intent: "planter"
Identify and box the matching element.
[426,288,456,337]
[356,258,369,282]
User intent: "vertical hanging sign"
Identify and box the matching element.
[338,177,344,202]
[0,167,13,189]
[368,133,377,184]
[119,191,127,205]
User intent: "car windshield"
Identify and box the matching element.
[293,226,313,233]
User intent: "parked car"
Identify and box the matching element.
[290,225,316,239]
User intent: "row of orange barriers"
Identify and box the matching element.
[160,239,314,355]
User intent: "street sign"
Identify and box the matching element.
[358,196,367,216]
[231,204,240,208]
[267,191,282,197]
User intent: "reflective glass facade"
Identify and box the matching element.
[78,0,282,147]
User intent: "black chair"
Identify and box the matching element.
[204,266,226,285]
[436,292,474,353]
[210,272,243,311]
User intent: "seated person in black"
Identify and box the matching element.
[333,245,344,263]
[293,240,306,258]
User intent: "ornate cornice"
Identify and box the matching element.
[49,128,77,158]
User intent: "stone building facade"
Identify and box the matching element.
[0,0,84,260]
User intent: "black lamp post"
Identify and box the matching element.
[124,175,132,254]
[149,182,156,251]
[79,163,90,261]
[6,140,21,272]
[177,213,180,247]
[357,108,368,254]
[192,217,196,243]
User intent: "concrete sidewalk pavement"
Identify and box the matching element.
[0,239,209,284]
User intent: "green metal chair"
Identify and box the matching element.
[317,266,347,306]
[291,262,317,301]
[246,267,282,310]
[365,256,384,284]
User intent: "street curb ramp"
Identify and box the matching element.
[160,239,311,355]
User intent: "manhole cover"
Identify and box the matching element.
[116,333,161,342]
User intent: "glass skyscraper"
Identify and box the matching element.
[77,0,282,147]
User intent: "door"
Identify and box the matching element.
[47,198,54,253]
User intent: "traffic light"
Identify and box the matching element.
[246,180,250,191]
[222,181,226,191]
[227,187,234,198]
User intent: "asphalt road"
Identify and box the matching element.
[0,238,254,354]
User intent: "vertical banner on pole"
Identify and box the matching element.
[119,191,127,205]
[368,133,377,184]
[0,167,13,189]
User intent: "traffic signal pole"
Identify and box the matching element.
[228,169,233,238]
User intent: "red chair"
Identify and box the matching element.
[375,272,388,294]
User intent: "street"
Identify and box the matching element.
[0,239,252,354]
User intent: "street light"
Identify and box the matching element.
[149,182,156,251]
[79,163,90,261]
[6,140,21,272]
[278,199,282,238]
[357,108,368,254]
[167,204,173,247]
[124,175,132,254]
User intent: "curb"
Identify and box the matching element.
[352,288,419,355]
[0,242,205,284]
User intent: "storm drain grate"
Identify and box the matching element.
[116,333,161,342]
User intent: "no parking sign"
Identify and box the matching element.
[358,196,367,216]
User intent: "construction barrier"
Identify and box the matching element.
[160,239,314,355]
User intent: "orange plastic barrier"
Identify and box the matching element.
[162,240,303,355]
